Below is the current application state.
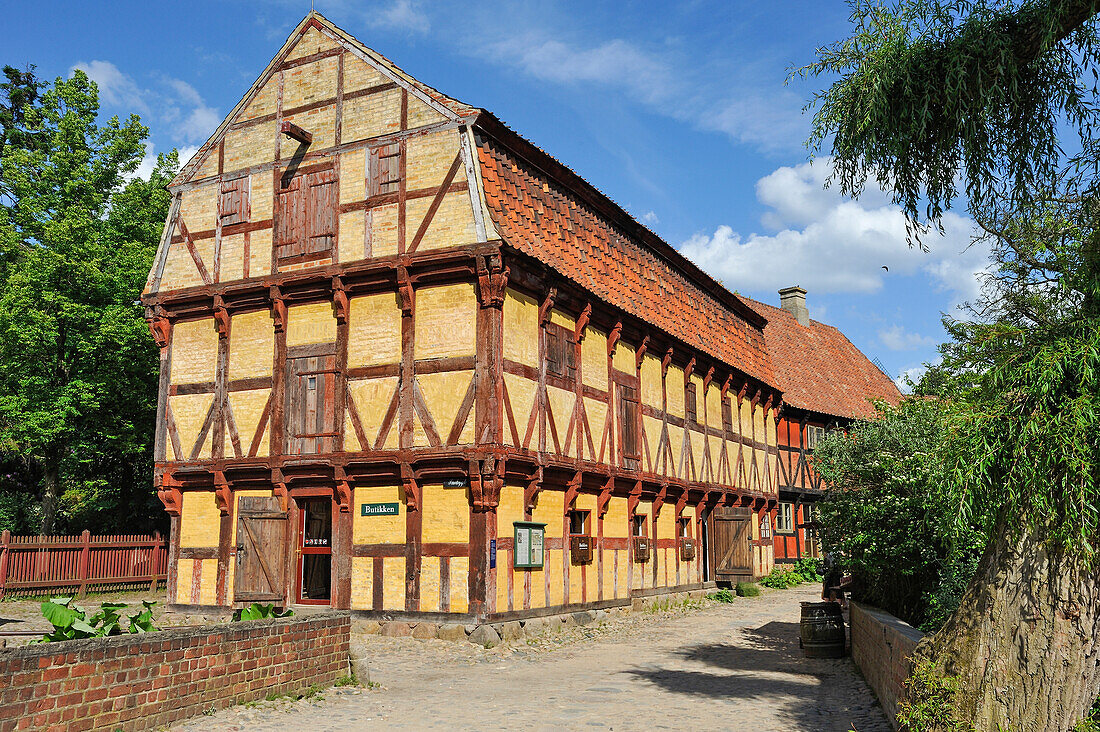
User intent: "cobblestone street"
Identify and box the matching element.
[176,585,889,731]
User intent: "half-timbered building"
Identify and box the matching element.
[142,12,784,621]
[740,287,902,565]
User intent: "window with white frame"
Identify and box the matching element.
[777,502,794,533]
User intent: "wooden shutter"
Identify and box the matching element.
[276,167,336,265]
[618,382,640,470]
[686,382,697,424]
[219,177,249,226]
[722,397,733,433]
[545,325,563,377]
[233,496,288,604]
[370,143,401,196]
[285,353,339,455]
[563,329,577,381]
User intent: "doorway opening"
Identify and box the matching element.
[297,497,332,604]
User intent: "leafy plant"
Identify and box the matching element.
[37,596,159,642]
[708,588,736,603]
[896,661,973,732]
[760,567,806,589]
[734,582,760,597]
[793,557,823,583]
[232,602,294,622]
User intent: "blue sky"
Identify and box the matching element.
[6,0,989,388]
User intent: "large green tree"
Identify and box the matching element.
[803,1,1100,728]
[0,67,172,535]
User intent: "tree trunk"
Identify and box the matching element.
[905,518,1100,731]
[39,459,59,535]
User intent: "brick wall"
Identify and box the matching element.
[0,614,350,732]
[850,602,925,729]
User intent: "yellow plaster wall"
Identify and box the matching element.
[251,172,273,220]
[611,340,635,375]
[179,491,220,547]
[341,88,401,143]
[339,149,366,204]
[281,55,338,111]
[548,308,575,332]
[449,557,469,613]
[422,484,470,543]
[643,416,663,475]
[160,239,208,292]
[581,327,608,390]
[240,79,277,122]
[228,310,274,380]
[668,429,684,481]
[382,556,404,611]
[171,319,218,384]
[706,386,722,430]
[179,184,217,232]
[250,229,273,278]
[407,192,475,252]
[502,289,537,366]
[546,385,575,457]
[226,389,271,457]
[285,26,338,61]
[198,559,218,605]
[369,204,399,258]
[343,54,387,94]
[219,234,246,282]
[347,377,400,451]
[347,292,402,367]
[414,371,475,447]
[175,560,193,604]
[414,283,475,360]
[352,485,405,544]
[583,398,608,463]
[640,354,662,408]
[405,131,466,191]
[286,302,337,347]
[666,366,685,419]
[495,484,525,612]
[221,122,276,175]
[350,556,372,609]
[504,374,536,448]
[420,558,440,613]
[406,94,445,129]
[569,493,597,603]
[531,489,564,608]
[168,393,214,461]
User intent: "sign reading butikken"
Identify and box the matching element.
[360,502,400,517]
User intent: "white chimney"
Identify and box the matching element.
[778,286,809,327]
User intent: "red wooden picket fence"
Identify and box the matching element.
[0,530,167,600]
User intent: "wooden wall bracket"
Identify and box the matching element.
[334,466,353,513]
[563,471,582,511]
[270,287,287,333]
[148,315,170,349]
[684,356,696,383]
[157,473,182,516]
[400,463,420,510]
[280,120,313,144]
[674,489,689,517]
[332,277,349,324]
[574,303,591,342]
[652,484,667,518]
[213,296,230,339]
[272,468,289,512]
[627,480,643,516]
[607,321,622,356]
[635,335,650,370]
[538,288,557,326]
[213,470,231,515]
[596,476,613,518]
[476,255,509,309]
[703,366,715,392]
[662,347,673,376]
[524,466,544,514]
[397,267,415,315]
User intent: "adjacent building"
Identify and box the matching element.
[143,12,785,621]
[740,287,902,565]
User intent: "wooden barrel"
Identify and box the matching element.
[800,602,846,658]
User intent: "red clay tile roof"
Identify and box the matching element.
[474,118,776,388]
[738,296,902,420]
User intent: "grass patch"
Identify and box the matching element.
[735,582,760,597]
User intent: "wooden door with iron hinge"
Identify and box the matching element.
[234,496,289,604]
[712,507,753,581]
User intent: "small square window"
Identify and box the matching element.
[631,514,647,537]
[569,510,590,536]
[777,502,794,533]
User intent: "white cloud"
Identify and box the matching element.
[72,61,149,114]
[71,62,221,147]
[678,158,991,305]
[879,325,938,351]
[893,365,927,393]
[377,0,430,33]
[642,211,660,225]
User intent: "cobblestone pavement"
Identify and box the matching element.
[175,585,890,732]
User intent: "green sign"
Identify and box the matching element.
[361,502,400,517]
[513,521,546,569]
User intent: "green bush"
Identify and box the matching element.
[793,557,823,582]
[759,567,805,589]
[37,597,159,642]
[708,588,736,603]
[735,582,760,597]
[232,602,294,621]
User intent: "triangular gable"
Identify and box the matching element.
[172,11,475,189]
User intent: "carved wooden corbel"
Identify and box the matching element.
[401,463,420,511]
[652,484,667,518]
[469,459,485,510]
[684,356,696,383]
[477,456,504,511]
[213,296,230,339]
[147,307,171,349]
[538,288,557,326]
[272,468,289,512]
[596,476,613,518]
[332,277,349,325]
[635,335,650,371]
[703,367,715,393]
[721,375,733,399]
[574,303,592,342]
[397,267,415,315]
[270,287,287,333]
[675,489,689,518]
[738,380,749,405]
[564,471,582,511]
[607,322,622,356]
[213,471,231,515]
[157,473,183,516]
[662,347,673,376]
[476,255,509,309]
[334,467,353,513]
[627,480,643,516]
[524,466,544,514]
[751,388,761,407]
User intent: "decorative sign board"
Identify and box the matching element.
[513,522,546,569]
[442,478,468,488]
[361,502,400,517]
[489,539,497,569]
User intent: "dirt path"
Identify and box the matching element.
[175,585,889,731]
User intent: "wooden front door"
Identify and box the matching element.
[234,496,289,604]
[712,507,752,582]
[296,497,333,605]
